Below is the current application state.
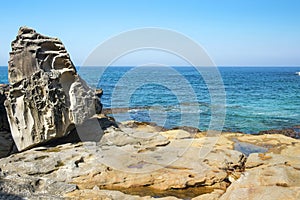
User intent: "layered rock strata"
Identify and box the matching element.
[5,27,102,151]
[0,120,299,199]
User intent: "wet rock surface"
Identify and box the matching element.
[4,27,102,151]
[258,128,300,139]
[0,121,299,199]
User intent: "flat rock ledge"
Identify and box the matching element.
[0,120,299,200]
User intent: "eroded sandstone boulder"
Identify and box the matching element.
[5,27,102,151]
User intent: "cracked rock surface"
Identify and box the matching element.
[0,120,299,199]
[4,27,102,151]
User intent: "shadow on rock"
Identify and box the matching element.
[31,115,118,149]
[0,179,32,200]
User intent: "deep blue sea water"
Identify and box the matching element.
[1,66,300,133]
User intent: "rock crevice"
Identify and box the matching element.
[0,84,15,158]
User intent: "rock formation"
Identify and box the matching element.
[0,26,299,200]
[0,121,299,199]
[5,27,102,151]
[0,84,15,158]
[258,128,299,139]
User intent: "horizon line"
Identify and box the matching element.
[0,65,299,68]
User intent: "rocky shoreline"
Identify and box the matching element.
[0,27,299,200]
[0,119,299,200]
[102,107,300,139]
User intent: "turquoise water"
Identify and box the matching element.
[1,66,300,133]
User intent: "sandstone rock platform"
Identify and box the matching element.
[0,119,299,200]
[0,27,299,200]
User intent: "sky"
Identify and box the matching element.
[0,0,299,66]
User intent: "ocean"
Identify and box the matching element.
[1,66,300,133]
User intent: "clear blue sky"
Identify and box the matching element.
[0,0,299,66]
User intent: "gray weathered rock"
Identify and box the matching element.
[5,27,102,151]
